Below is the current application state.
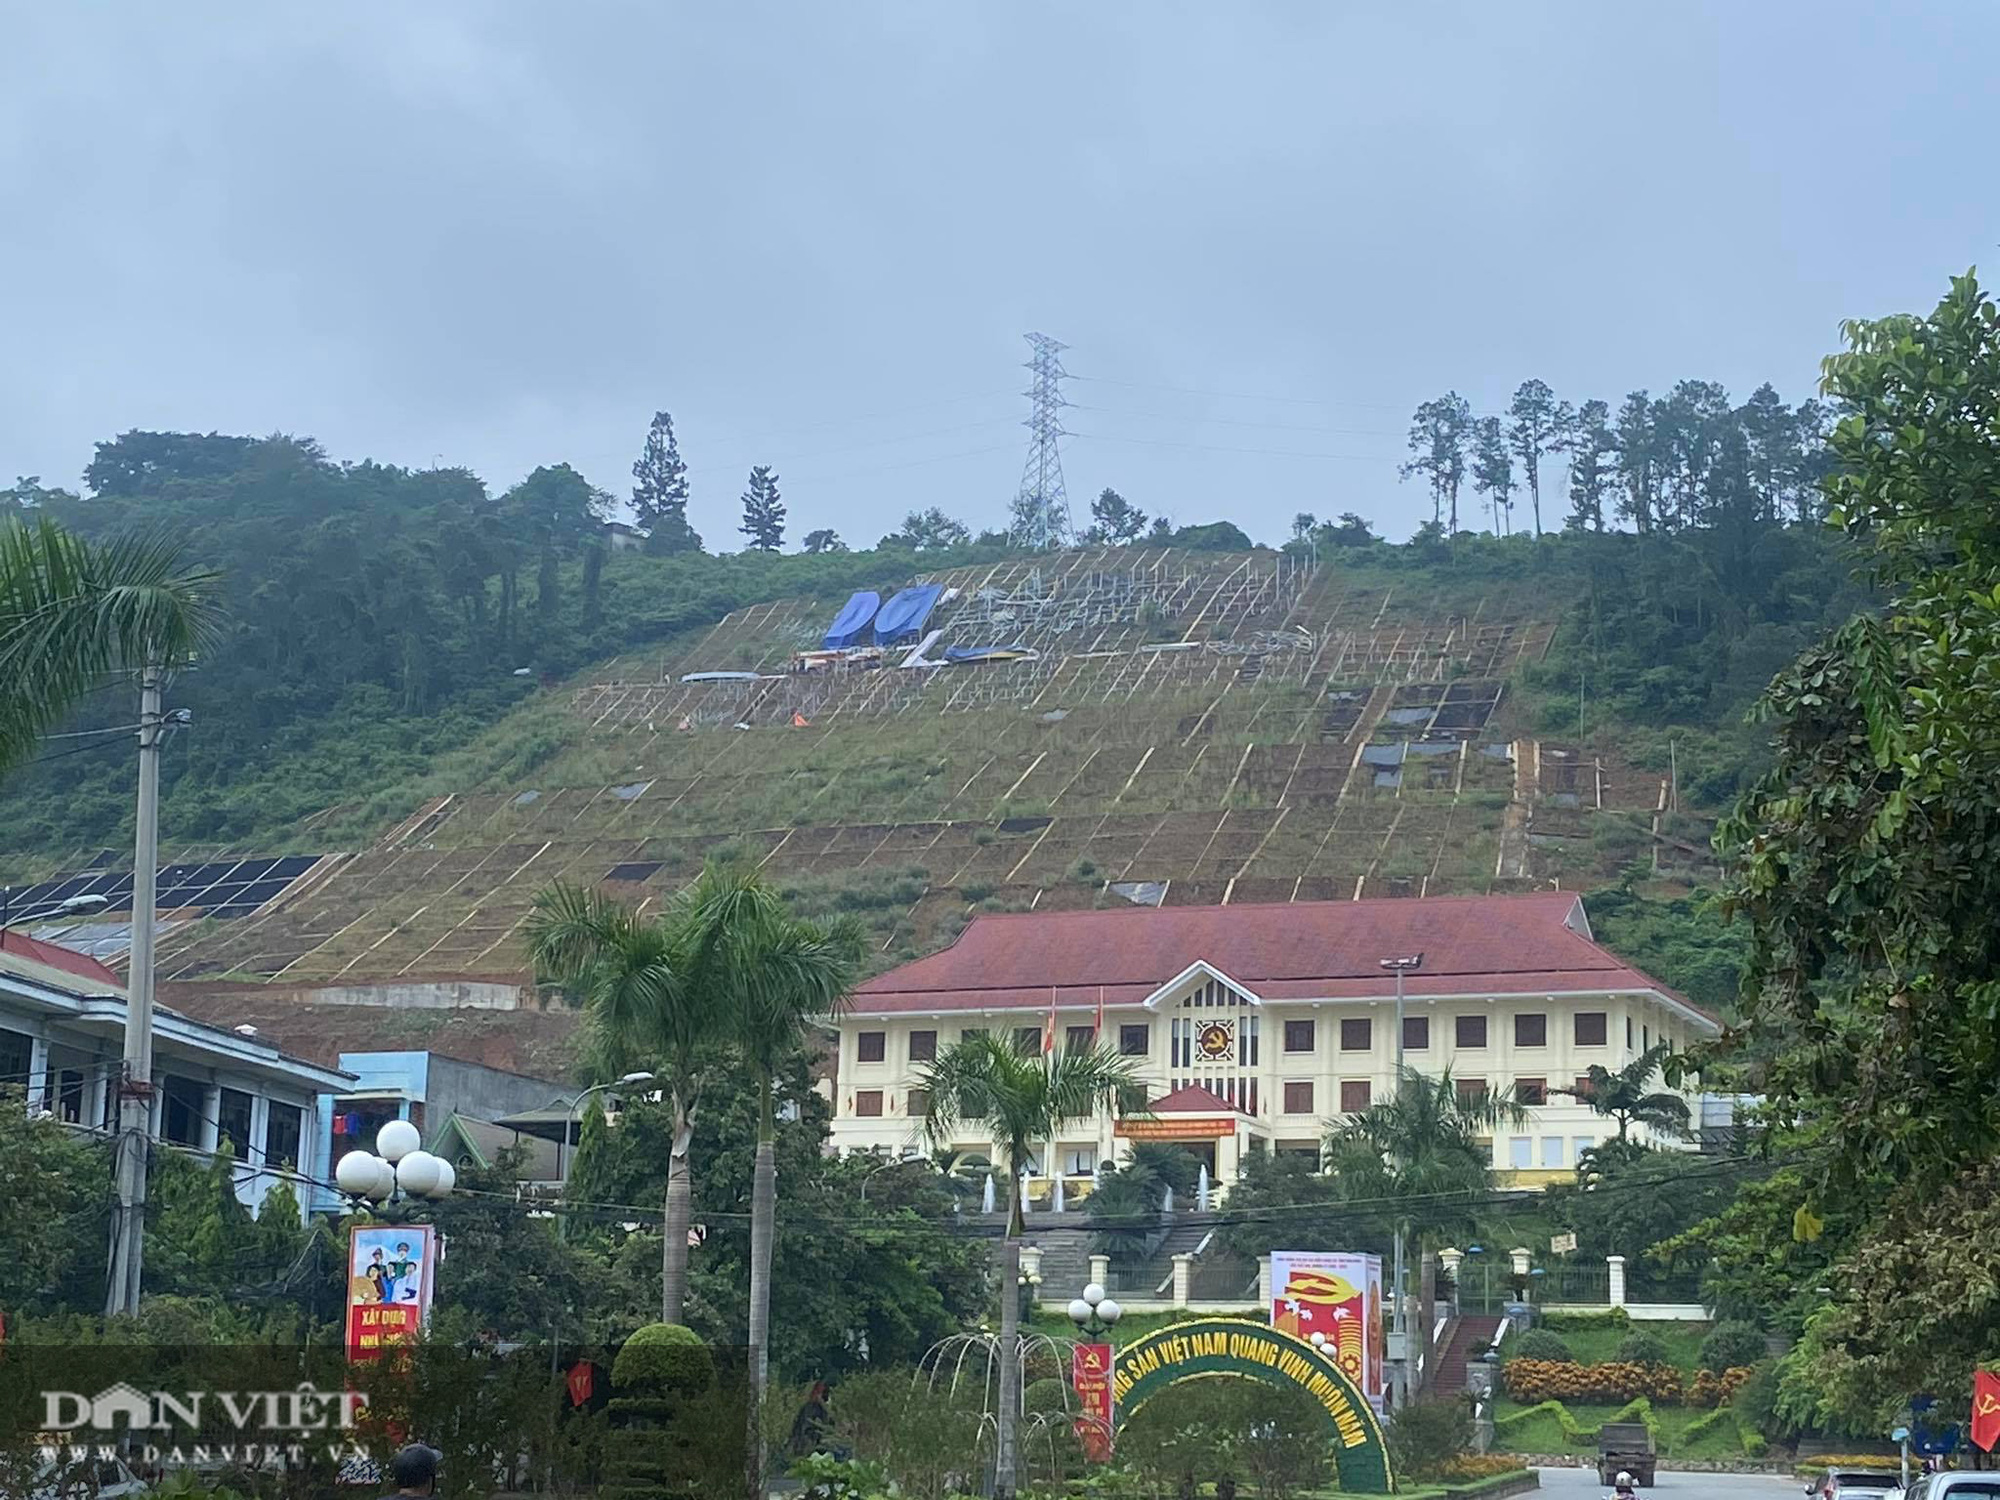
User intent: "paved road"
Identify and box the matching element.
[1536,1466,1803,1500]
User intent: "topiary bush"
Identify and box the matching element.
[1023,1377,1069,1415]
[1385,1394,1476,1482]
[613,1322,713,1398]
[1511,1328,1576,1364]
[1699,1320,1768,1374]
[1616,1329,1673,1368]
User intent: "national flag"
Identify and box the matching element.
[566,1361,596,1408]
[1095,985,1106,1041]
[1044,989,1057,1054]
[1973,1369,2000,1451]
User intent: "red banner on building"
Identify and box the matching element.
[1072,1342,1113,1462]
[1973,1368,2000,1452]
[346,1223,437,1362]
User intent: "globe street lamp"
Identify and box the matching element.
[334,1118,457,1216]
[1067,1282,1123,1340]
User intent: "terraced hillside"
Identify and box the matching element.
[5,545,1712,986]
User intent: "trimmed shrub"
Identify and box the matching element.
[1023,1377,1069,1415]
[1511,1328,1576,1364]
[1542,1306,1630,1331]
[613,1322,713,1397]
[1699,1321,1768,1374]
[1502,1359,1684,1405]
[1616,1329,1673,1368]
[1688,1366,1755,1408]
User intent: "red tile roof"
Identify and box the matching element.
[1149,1084,1247,1116]
[850,893,1713,1025]
[0,927,123,990]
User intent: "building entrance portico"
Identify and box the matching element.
[1116,1084,1268,1183]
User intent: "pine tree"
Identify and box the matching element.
[632,411,702,554]
[738,465,785,551]
[1087,488,1147,544]
[1471,416,1514,534]
[1507,379,1571,537]
[1400,393,1473,533]
[1563,399,1616,532]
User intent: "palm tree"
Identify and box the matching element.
[524,879,722,1324]
[0,516,220,777]
[681,868,861,1500]
[1324,1066,1530,1246]
[918,1035,1147,1500]
[1555,1043,1691,1143]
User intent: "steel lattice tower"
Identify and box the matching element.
[1009,332,1073,550]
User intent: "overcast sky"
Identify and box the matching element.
[3,4,1995,545]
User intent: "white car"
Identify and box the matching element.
[1895,1475,2000,1500]
[1810,1470,1902,1500]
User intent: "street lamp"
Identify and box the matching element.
[1465,1244,1490,1313]
[1379,953,1422,1412]
[334,1118,457,1214]
[859,1153,922,1202]
[560,1070,657,1182]
[1067,1282,1124,1339]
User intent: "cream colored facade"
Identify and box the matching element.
[828,960,1715,1195]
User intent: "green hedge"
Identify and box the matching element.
[1539,1308,1631,1331]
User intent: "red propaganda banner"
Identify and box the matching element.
[1973,1369,2000,1452]
[1072,1342,1113,1462]
[346,1223,438,1362]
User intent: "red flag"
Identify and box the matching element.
[1974,1369,2000,1451]
[1095,986,1106,1041]
[566,1361,596,1408]
[1044,990,1057,1054]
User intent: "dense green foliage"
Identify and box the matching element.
[1697,1321,1768,1374]
[1511,1328,1576,1364]
[1679,271,2000,1433]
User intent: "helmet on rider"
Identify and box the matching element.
[1615,1475,1635,1491]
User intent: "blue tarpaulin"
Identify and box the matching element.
[821,590,881,650]
[873,582,944,644]
[943,643,1031,663]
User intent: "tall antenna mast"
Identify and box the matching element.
[1009,332,1072,550]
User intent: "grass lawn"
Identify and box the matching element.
[1490,1398,1745,1460]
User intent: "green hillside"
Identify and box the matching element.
[0,429,1864,1007]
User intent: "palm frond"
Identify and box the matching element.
[0,517,222,775]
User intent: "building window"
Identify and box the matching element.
[160,1076,203,1146]
[1515,1013,1547,1048]
[1455,1014,1487,1048]
[1283,1081,1314,1115]
[1066,1025,1096,1052]
[1574,1011,1608,1047]
[1014,1027,1042,1056]
[1573,1074,1595,1098]
[854,1090,884,1118]
[1119,1023,1151,1057]
[1062,1145,1098,1175]
[1643,1024,1650,1052]
[1276,1139,1320,1161]
[1455,1076,1488,1106]
[907,1088,929,1117]
[1283,1019,1316,1053]
[1541,1136,1565,1168]
[1626,1016,1634,1049]
[1574,1136,1596,1163]
[0,1029,30,1087]
[1340,1017,1372,1051]
[1403,1015,1429,1050]
[908,1029,937,1063]
[1340,1079,1371,1114]
[264,1101,303,1170]
[1509,1137,1532,1170]
[1515,1077,1547,1106]
[961,1025,988,1044]
[218,1087,254,1156]
[857,1031,886,1064]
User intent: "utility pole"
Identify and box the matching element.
[106,665,163,1317]
[1009,332,1073,550]
[1379,952,1423,1410]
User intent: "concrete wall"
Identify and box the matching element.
[291,980,525,1010]
[426,1052,568,1119]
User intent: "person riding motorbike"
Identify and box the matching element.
[1609,1471,1639,1500]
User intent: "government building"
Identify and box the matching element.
[828,892,1718,1192]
